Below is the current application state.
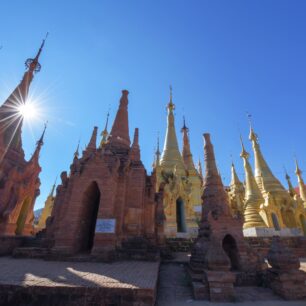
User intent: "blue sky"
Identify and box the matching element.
[1,1,306,209]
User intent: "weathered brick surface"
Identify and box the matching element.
[246,236,306,258]
[265,237,306,300]
[189,134,265,302]
[0,236,24,255]
[44,91,165,258]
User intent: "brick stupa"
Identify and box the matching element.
[0,40,46,236]
[189,133,265,301]
[46,90,165,259]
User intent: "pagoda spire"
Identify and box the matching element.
[0,35,47,151]
[181,116,196,172]
[30,122,47,162]
[109,90,130,149]
[228,160,245,218]
[152,135,161,168]
[201,133,230,220]
[155,135,161,166]
[230,162,242,187]
[86,126,98,151]
[285,169,297,198]
[295,159,306,202]
[130,128,140,161]
[49,176,57,197]
[99,112,109,148]
[74,140,80,159]
[249,124,285,194]
[160,86,185,172]
[240,136,266,229]
[197,158,203,179]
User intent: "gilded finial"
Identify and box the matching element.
[295,158,302,175]
[239,135,249,159]
[246,112,258,142]
[100,111,110,147]
[102,111,109,135]
[168,85,175,111]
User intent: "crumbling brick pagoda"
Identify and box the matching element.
[0,40,46,236]
[46,90,165,258]
[189,133,266,301]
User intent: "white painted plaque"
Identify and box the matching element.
[193,205,202,213]
[95,219,116,233]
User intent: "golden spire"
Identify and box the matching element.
[285,169,296,198]
[100,112,109,148]
[249,124,285,193]
[240,136,266,229]
[160,86,185,172]
[181,116,196,172]
[228,160,245,218]
[295,159,306,202]
[230,162,242,187]
[168,85,175,111]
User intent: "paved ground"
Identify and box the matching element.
[0,256,305,305]
[0,257,159,289]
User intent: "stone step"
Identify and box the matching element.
[21,237,43,247]
[12,247,48,259]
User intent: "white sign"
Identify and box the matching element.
[95,219,116,233]
[193,205,202,213]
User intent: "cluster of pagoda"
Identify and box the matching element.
[227,128,306,236]
[0,40,306,242]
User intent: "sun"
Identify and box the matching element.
[17,100,39,120]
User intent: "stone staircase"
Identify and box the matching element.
[12,236,49,259]
[166,238,195,252]
[117,237,160,261]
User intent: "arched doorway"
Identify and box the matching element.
[176,198,186,233]
[287,210,297,228]
[300,215,306,236]
[15,197,31,235]
[79,182,101,252]
[271,213,280,231]
[222,234,240,271]
[281,209,297,228]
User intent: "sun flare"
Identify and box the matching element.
[17,100,39,120]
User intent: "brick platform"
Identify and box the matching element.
[246,237,306,258]
[0,257,159,306]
